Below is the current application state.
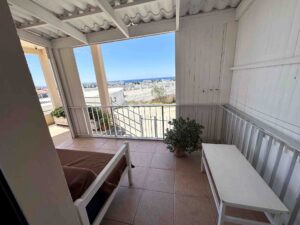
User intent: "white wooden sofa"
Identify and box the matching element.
[201,144,289,225]
[58,142,132,225]
[74,142,132,225]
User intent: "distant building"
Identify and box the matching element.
[84,87,125,106]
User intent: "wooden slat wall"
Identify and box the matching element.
[230,1,300,224]
[176,9,237,105]
[230,0,300,141]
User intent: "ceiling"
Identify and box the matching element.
[8,0,241,44]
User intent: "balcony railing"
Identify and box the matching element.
[68,104,222,141]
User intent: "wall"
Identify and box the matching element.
[176,9,237,105]
[0,1,81,225]
[230,0,300,140]
[230,1,300,224]
[175,9,237,142]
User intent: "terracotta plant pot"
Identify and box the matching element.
[174,147,186,158]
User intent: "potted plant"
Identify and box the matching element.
[164,117,204,157]
[88,107,110,131]
[51,107,68,126]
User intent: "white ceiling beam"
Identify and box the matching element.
[94,0,129,38]
[18,0,155,29]
[51,8,235,49]
[52,18,176,48]
[236,0,255,20]
[17,29,52,48]
[176,0,180,31]
[9,0,88,44]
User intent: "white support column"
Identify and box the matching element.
[38,49,62,108]
[52,48,92,136]
[90,44,110,107]
[0,1,81,224]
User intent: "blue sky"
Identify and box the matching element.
[25,54,47,87]
[25,32,175,86]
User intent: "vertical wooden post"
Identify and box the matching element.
[90,44,110,107]
[38,49,62,108]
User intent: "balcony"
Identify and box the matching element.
[2,0,300,225]
[53,104,299,225]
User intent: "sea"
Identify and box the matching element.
[109,76,175,84]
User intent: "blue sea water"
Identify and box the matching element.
[110,76,175,84]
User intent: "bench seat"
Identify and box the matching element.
[202,144,288,225]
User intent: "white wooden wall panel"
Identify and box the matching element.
[176,10,237,105]
[234,0,300,65]
[230,0,300,140]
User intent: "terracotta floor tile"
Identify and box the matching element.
[144,168,175,193]
[130,152,153,167]
[100,219,129,225]
[105,187,143,224]
[175,171,210,197]
[175,194,216,225]
[120,166,149,188]
[101,139,125,150]
[130,141,158,153]
[155,142,171,154]
[133,190,174,225]
[150,153,176,170]
[175,152,202,173]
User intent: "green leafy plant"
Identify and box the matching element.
[51,107,65,118]
[164,117,204,154]
[88,107,110,129]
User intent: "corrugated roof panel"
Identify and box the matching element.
[10,0,241,40]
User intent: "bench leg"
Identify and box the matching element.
[218,202,226,225]
[201,155,205,173]
[124,142,133,186]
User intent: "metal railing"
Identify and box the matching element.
[85,104,177,139]
[222,105,300,225]
[69,104,222,141]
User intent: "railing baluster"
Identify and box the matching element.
[154,116,158,138]
[260,136,273,176]
[279,150,298,200]
[107,107,113,136]
[241,122,250,156]
[230,114,237,144]
[226,112,233,143]
[149,107,153,137]
[91,106,98,136]
[143,107,147,137]
[95,107,103,136]
[110,106,117,137]
[246,125,255,160]
[221,108,227,143]
[162,105,164,139]
[233,117,241,146]
[269,142,284,187]
[100,107,108,135]
[238,120,245,150]
[252,130,264,167]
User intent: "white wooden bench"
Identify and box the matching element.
[201,144,289,225]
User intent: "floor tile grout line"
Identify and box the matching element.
[130,188,144,225]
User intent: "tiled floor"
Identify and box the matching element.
[55,137,267,225]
